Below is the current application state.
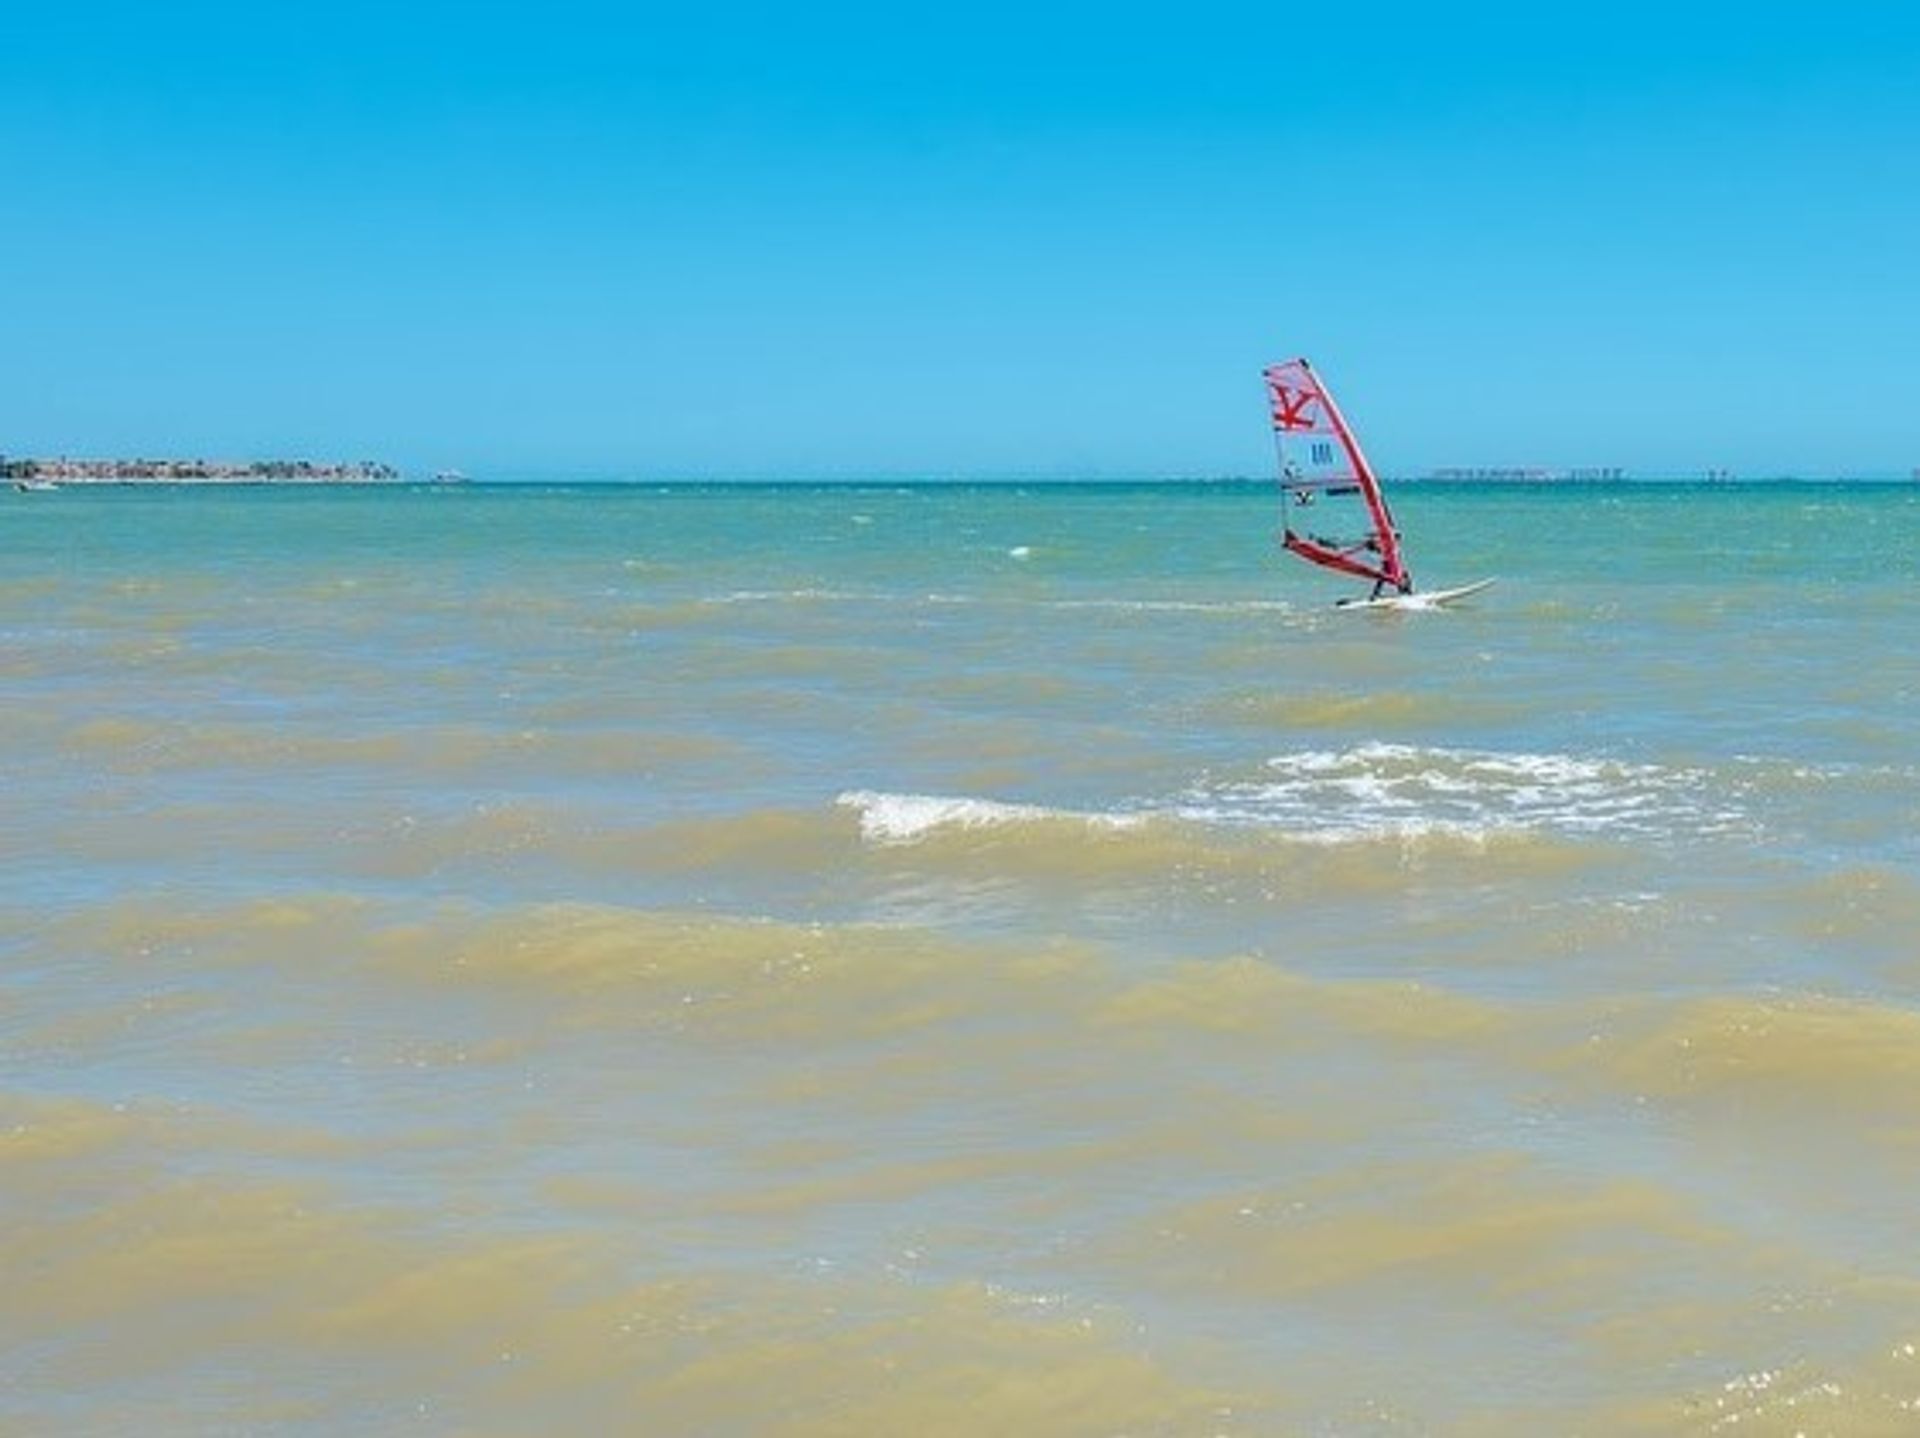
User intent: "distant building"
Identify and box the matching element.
[1427,467,1557,482]
[1425,466,1627,482]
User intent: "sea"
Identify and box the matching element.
[4,480,1918,1434]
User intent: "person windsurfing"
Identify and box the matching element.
[1266,357,1415,602]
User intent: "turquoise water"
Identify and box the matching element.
[5,481,1920,1432]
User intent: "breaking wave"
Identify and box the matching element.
[841,742,1757,849]
[837,791,1146,845]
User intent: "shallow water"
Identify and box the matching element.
[5,481,1920,1433]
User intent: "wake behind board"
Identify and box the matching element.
[1334,577,1495,612]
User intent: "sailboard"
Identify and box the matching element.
[1263,357,1490,609]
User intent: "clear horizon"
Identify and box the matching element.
[7,0,1918,478]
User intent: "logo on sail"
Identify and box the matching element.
[1268,382,1319,431]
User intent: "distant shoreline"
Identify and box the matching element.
[3,457,403,485]
[10,471,1914,491]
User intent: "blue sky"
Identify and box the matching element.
[5,0,1917,477]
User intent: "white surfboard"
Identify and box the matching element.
[1334,578,1496,612]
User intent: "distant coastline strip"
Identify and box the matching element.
[2,456,401,484]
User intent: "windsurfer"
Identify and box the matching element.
[1265,357,1424,606]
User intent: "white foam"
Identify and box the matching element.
[836,790,1144,845]
[703,589,878,605]
[1179,742,1751,842]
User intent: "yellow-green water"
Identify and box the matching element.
[5,482,1919,1432]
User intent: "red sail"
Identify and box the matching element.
[1264,357,1409,592]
